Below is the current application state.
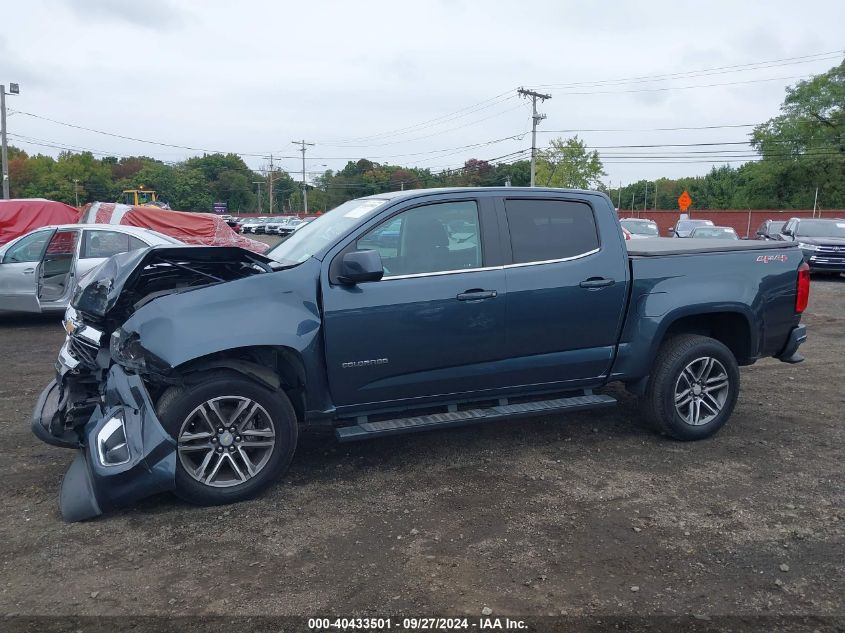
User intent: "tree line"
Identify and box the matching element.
[6,62,843,213]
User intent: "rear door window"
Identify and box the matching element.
[81,230,147,259]
[504,199,599,264]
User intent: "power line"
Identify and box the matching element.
[547,74,818,96]
[7,108,278,158]
[297,103,528,150]
[320,50,840,145]
[532,50,842,89]
[539,123,759,133]
[316,90,518,144]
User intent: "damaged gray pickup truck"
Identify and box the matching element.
[32,188,809,521]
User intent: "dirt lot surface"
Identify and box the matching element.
[0,276,843,625]
[251,233,284,249]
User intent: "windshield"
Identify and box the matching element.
[267,198,388,264]
[796,220,845,238]
[621,220,659,236]
[691,227,738,239]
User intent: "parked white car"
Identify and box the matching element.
[620,218,660,239]
[0,224,181,314]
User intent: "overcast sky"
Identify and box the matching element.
[3,0,843,187]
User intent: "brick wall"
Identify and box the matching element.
[617,210,845,238]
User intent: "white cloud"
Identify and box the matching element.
[4,0,843,185]
[63,0,188,29]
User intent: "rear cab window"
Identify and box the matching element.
[503,198,599,264]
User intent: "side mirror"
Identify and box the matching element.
[338,249,384,284]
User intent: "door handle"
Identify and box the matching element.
[456,289,498,301]
[23,268,35,275]
[579,277,615,289]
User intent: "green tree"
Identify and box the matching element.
[749,61,845,208]
[534,136,606,189]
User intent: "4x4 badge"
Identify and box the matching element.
[756,254,788,263]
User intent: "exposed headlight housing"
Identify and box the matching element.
[797,242,819,251]
[63,306,78,337]
[110,329,148,370]
[97,412,130,466]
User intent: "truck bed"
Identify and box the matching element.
[626,238,796,257]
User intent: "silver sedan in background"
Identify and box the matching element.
[0,224,181,314]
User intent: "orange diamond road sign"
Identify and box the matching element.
[678,190,692,212]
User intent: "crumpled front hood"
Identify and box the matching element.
[71,245,275,319]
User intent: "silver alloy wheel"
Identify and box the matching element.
[177,396,276,488]
[674,356,730,426]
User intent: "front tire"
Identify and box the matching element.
[641,334,739,441]
[156,372,298,506]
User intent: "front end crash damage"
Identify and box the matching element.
[31,245,321,521]
[56,366,176,522]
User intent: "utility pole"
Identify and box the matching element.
[292,140,315,212]
[1,83,20,199]
[73,179,80,207]
[617,182,622,209]
[517,87,551,187]
[267,155,274,215]
[653,181,657,211]
[813,186,819,217]
[643,181,648,216]
[253,181,263,214]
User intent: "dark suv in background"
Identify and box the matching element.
[779,217,845,274]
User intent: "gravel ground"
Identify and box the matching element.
[249,233,284,249]
[0,275,842,625]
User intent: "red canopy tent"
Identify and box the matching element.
[80,202,268,254]
[0,199,80,245]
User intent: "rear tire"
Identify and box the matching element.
[641,334,739,441]
[156,371,298,506]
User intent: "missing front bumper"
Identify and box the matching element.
[31,379,79,449]
[33,365,177,522]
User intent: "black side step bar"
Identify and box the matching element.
[335,393,617,442]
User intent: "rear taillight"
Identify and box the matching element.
[796,262,810,313]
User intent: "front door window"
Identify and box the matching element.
[357,200,481,277]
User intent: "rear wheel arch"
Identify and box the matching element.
[657,310,754,365]
[626,310,754,396]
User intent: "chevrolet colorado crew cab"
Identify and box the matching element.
[31,187,810,521]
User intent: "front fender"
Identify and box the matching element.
[118,258,332,414]
[122,259,322,366]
